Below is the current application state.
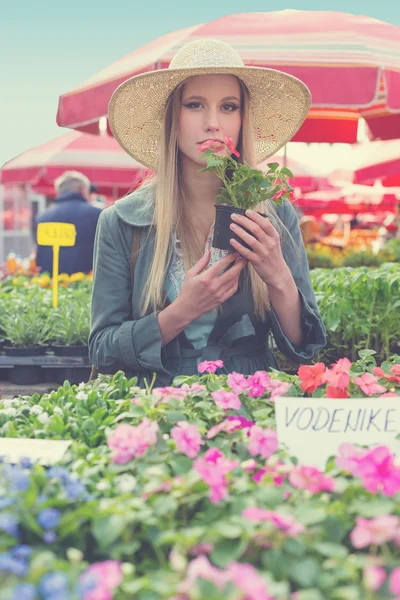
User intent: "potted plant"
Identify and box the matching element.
[1,296,51,384]
[198,137,293,250]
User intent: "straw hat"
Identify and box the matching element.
[108,38,311,170]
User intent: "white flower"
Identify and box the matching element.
[0,407,17,418]
[53,406,63,416]
[30,405,44,416]
[96,480,110,491]
[76,391,88,401]
[37,412,49,424]
[117,475,137,494]
[77,382,86,390]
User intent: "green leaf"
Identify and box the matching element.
[290,556,320,587]
[211,537,247,568]
[349,497,395,518]
[214,521,243,538]
[295,506,326,525]
[314,542,348,558]
[92,514,128,548]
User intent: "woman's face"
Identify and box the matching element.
[177,74,242,167]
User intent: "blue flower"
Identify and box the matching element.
[0,513,19,537]
[3,465,30,492]
[46,467,71,483]
[43,531,57,544]
[12,545,32,560]
[37,508,60,530]
[20,457,32,469]
[11,582,37,600]
[0,553,28,576]
[39,572,69,598]
[0,496,13,509]
[65,480,86,500]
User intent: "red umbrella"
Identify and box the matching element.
[294,184,397,216]
[0,131,148,199]
[57,11,400,143]
[330,140,400,187]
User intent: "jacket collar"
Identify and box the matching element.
[56,192,87,203]
[114,184,155,227]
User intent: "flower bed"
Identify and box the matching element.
[0,351,399,599]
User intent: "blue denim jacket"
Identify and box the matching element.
[88,184,326,385]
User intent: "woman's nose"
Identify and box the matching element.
[204,109,220,132]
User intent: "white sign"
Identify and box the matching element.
[0,438,72,466]
[275,397,400,469]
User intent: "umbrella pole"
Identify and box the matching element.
[283,144,287,168]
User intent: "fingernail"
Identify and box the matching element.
[230,223,236,230]
[246,209,254,215]
[231,213,238,220]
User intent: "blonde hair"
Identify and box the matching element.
[140,77,291,320]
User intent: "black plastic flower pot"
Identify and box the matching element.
[3,345,46,357]
[213,205,262,251]
[10,366,44,385]
[52,366,91,385]
[51,344,89,357]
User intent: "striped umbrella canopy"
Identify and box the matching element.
[57,11,400,143]
[0,131,147,199]
[330,140,400,187]
[295,184,398,216]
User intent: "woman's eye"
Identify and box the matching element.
[183,102,203,109]
[222,104,239,112]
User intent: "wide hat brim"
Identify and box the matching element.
[108,65,311,170]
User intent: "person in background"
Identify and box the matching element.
[34,171,102,275]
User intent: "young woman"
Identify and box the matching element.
[89,38,326,386]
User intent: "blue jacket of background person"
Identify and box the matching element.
[34,192,102,275]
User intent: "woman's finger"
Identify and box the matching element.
[188,249,211,276]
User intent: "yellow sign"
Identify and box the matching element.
[37,222,76,247]
[37,222,77,309]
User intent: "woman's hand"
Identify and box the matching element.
[176,249,248,322]
[229,210,290,288]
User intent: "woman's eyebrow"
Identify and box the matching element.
[182,95,241,102]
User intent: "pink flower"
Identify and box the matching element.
[198,140,225,153]
[289,465,335,494]
[194,448,239,503]
[242,507,304,537]
[350,515,400,548]
[153,386,188,402]
[268,380,291,400]
[226,562,275,600]
[181,383,207,394]
[357,446,400,496]
[178,556,228,595]
[390,567,400,595]
[80,561,122,599]
[272,188,286,201]
[247,426,278,459]
[322,358,351,397]
[380,392,399,397]
[189,542,214,556]
[227,371,248,394]
[198,360,224,374]
[363,566,386,592]
[373,366,400,384]
[247,371,271,398]
[224,136,240,158]
[107,419,159,464]
[298,363,326,393]
[335,443,368,476]
[253,460,288,486]
[171,421,204,458]
[353,373,387,396]
[207,415,254,439]
[211,390,241,411]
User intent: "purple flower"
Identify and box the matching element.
[46,467,71,483]
[39,572,69,598]
[12,545,32,560]
[37,508,60,530]
[11,583,37,600]
[20,457,32,469]
[0,513,19,537]
[65,480,86,500]
[0,496,12,509]
[0,553,28,576]
[43,531,57,544]
[3,465,30,491]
